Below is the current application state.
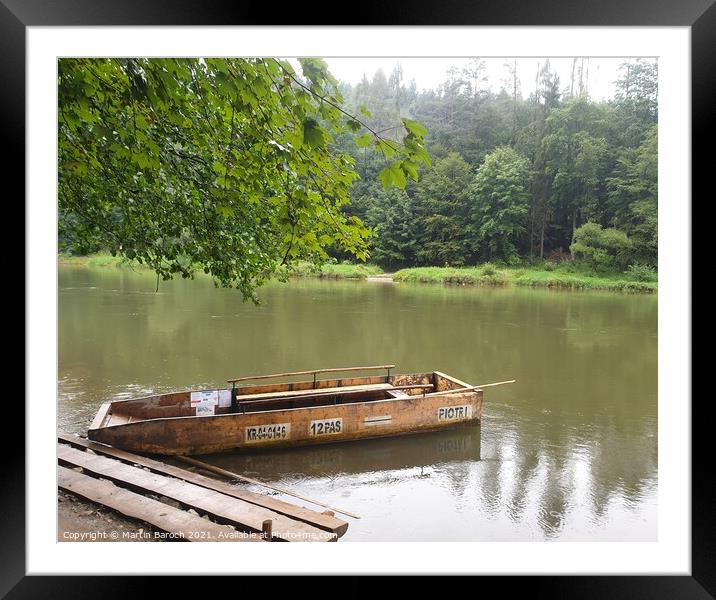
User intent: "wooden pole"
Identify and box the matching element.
[262,519,273,541]
[228,364,395,384]
[175,455,361,520]
[429,380,516,397]
[391,384,434,391]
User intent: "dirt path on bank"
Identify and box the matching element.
[366,273,395,283]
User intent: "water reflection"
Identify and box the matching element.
[58,266,657,541]
[201,425,481,479]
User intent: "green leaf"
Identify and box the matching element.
[401,118,428,137]
[359,105,372,119]
[299,58,330,85]
[302,118,326,148]
[401,160,420,181]
[216,205,234,219]
[379,161,407,190]
[407,144,431,167]
[376,139,398,159]
[277,59,296,76]
[134,154,150,169]
[356,133,372,148]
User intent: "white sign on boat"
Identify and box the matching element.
[190,390,219,407]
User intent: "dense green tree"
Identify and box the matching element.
[468,146,531,261]
[543,97,610,249]
[606,125,657,264]
[611,59,658,147]
[332,58,657,269]
[412,152,473,266]
[58,57,429,300]
[525,59,562,257]
[462,58,488,98]
[364,188,417,268]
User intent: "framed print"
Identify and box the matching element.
[14,0,705,594]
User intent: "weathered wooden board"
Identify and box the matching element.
[234,375,391,397]
[58,434,348,536]
[58,465,264,542]
[58,445,336,542]
[434,371,472,392]
[238,390,388,413]
[89,402,113,430]
[235,383,392,403]
[227,364,395,383]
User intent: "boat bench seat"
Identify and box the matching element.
[237,383,393,403]
[106,413,134,426]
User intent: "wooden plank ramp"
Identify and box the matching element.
[58,434,348,536]
[58,436,340,542]
[58,466,264,542]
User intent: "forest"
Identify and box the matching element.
[58,58,657,298]
[332,58,657,275]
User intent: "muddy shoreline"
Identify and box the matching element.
[58,489,158,542]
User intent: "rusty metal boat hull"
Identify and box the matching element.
[88,370,484,455]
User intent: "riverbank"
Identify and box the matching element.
[59,253,154,270]
[393,264,657,293]
[58,489,156,542]
[286,261,383,280]
[59,254,656,293]
[58,254,383,280]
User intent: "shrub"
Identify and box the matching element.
[481,262,497,276]
[506,254,522,267]
[626,263,657,282]
[570,222,633,271]
[559,259,589,274]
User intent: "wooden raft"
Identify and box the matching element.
[58,435,346,542]
[58,466,263,542]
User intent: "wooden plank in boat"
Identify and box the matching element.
[107,413,133,426]
[434,371,472,392]
[238,389,387,409]
[237,382,392,402]
[58,434,348,536]
[228,364,395,383]
[58,465,264,542]
[89,402,112,430]
[57,444,337,542]
[229,376,386,397]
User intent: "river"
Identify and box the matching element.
[58,265,657,541]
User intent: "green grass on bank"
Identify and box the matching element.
[58,252,153,270]
[392,265,508,286]
[393,262,657,293]
[59,253,383,281]
[287,261,384,279]
[513,269,657,292]
[60,253,656,292]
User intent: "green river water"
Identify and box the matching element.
[58,265,657,541]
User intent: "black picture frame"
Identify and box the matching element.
[11,0,704,594]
